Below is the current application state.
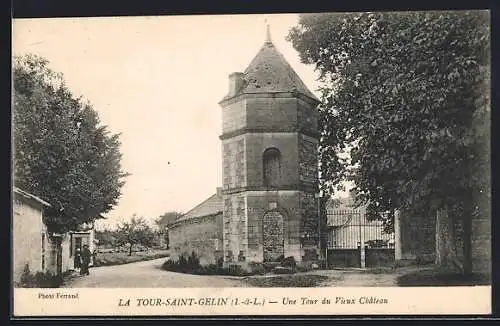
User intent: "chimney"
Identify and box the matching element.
[216,187,223,197]
[228,72,245,97]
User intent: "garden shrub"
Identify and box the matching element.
[296,264,313,273]
[248,262,266,275]
[162,252,265,276]
[187,251,200,271]
[273,266,296,274]
[194,263,219,275]
[280,256,297,268]
[17,264,65,288]
[162,251,202,274]
[263,261,281,272]
[226,264,248,276]
[216,256,224,268]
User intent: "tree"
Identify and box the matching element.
[288,11,490,274]
[116,215,155,256]
[95,228,118,248]
[13,54,129,233]
[155,211,182,249]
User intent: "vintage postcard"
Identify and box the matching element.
[11,12,491,317]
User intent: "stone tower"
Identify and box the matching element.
[218,27,321,265]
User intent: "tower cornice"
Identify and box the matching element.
[219,128,320,141]
[218,91,321,108]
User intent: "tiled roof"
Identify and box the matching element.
[221,40,320,103]
[176,192,223,223]
[13,187,51,207]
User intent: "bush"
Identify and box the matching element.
[280,256,297,268]
[162,252,202,274]
[296,264,313,273]
[194,263,220,275]
[263,261,281,272]
[244,275,329,287]
[274,266,296,274]
[187,251,200,270]
[226,264,248,276]
[248,262,266,275]
[162,252,265,276]
[216,256,224,268]
[17,264,65,288]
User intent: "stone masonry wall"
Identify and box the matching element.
[246,192,301,262]
[222,194,247,263]
[401,211,436,260]
[245,133,299,188]
[297,98,318,134]
[300,191,320,261]
[169,214,222,265]
[13,198,45,283]
[298,134,318,190]
[222,100,246,134]
[245,97,298,131]
[222,137,246,190]
[262,211,285,261]
[472,211,491,275]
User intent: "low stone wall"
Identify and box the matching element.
[365,248,395,267]
[327,249,360,268]
[472,213,491,275]
[168,213,222,266]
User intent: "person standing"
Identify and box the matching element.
[74,248,82,273]
[80,245,92,276]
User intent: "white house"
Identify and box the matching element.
[13,187,51,283]
[13,187,97,285]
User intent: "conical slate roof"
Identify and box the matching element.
[221,32,320,103]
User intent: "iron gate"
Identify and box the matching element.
[326,209,395,268]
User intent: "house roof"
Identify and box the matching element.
[220,32,320,104]
[13,187,51,207]
[175,191,223,223]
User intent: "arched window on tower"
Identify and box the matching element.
[263,148,281,188]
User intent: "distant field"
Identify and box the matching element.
[93,249,170,267]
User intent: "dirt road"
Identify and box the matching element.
[62,258,246,288]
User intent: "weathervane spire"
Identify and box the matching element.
[265,18,272,44]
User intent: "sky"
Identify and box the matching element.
[12,14,346,230]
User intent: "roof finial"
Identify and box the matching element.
[265,18,272,44]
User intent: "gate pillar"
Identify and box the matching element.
[394,209,402,260]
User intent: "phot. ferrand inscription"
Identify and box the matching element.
[38,292,79,300]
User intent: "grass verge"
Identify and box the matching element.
[397,268,491,286]
[243,275,329,287]
[93,250,170,267]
